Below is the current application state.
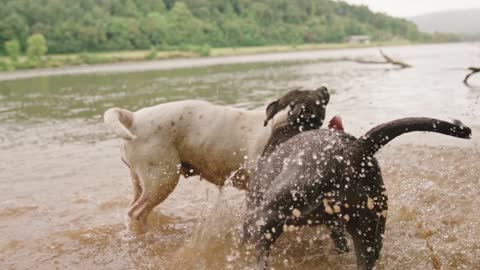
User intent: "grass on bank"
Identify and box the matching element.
[0,40,412,72]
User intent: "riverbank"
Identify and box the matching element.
[0,41,429,81]
[0,41,411,72]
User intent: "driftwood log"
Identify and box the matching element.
[309,49,412,70]
[379,49,412,68]
[464,67,480,85]
[322,49,412,68]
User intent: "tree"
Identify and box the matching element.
[110,0,140,17]
[165,2,206,45]
[250,2,274,26]
[5,40,20,62]
[27,33,47,61]
[0,13,30,50]
[104,17,135,50]
[141,12,167,45]
[0,0,428,54]
[134,0,166,15]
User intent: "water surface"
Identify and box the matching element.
[1,43,479,269]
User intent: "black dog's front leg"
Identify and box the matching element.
[352,235,374,270]
[351,227,383,270]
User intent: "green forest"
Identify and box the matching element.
[0,0,434,55]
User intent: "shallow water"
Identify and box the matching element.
[1,43,480,270]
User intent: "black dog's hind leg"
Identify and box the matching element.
[328,221,350,253]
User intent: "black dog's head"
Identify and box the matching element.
[264,86,330,131]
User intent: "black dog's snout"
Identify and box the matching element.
[451,119,472,139]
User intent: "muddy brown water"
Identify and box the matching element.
[1,43,479,270]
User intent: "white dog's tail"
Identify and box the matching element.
[104,107,137,141]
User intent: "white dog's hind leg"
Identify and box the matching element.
[129,171,142,207]
[128,162,180,226]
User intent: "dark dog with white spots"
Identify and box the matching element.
[244,115,472,270]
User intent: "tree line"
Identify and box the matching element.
[0,0,443,56]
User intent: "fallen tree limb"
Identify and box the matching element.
[312,50,412,68]
[319,56,407,65]
[379,49,412,68]
[464,67,480,85]
[328,50,411,67]
[319,57,386,64]
[351,58,388,64]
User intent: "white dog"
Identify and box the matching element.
[104,88,329,225]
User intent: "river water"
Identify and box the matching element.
[1,43,479,269]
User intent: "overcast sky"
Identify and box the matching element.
[342,0,480,17]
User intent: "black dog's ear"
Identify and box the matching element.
[264,88,302,126]
[316,86,330,106]
[264,100,279,126]
[288,103,304,126]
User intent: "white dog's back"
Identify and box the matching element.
[105,100,273,184]
[103,90,323,225]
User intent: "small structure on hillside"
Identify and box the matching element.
[345,35,371,44]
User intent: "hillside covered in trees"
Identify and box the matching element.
[0,0,428,55]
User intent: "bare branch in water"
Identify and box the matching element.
[464,67,480,86]
[379,49,412,68]
[317,50,412,68]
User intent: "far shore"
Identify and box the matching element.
[0,41,467,82]
[0,41,412,72]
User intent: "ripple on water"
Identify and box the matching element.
[0,205,38,219]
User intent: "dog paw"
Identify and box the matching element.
[335,244,350,254]
[333,238,350,253]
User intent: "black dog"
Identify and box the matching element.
[244,116,472,270]
[247,86,350,254]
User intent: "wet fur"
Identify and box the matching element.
[104,88,330,226]
[244,117,471,270]
[262,86,329,156]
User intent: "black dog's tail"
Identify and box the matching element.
[360,117,472,157]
